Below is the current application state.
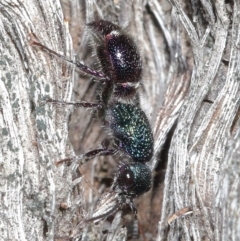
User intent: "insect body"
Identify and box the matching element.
[107,102,153,163]
[87,20,142,102]
[114,162,152,197]
[33,20,153,222]
[34,20,142,103]
[39,20,153,164]
[87,161,152,223]
[53,100,154,167]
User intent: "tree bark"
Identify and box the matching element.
[0,1,77,240]
[0,0,240,241]
[157,1,240,241]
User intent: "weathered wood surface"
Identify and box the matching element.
[0,1,78,240]
[0,0,239,240]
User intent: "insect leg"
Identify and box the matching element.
[32,41,108,80]
[46,99,103,109]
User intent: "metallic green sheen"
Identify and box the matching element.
[108,102,153,162]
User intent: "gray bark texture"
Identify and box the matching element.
[0,0,239,241]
